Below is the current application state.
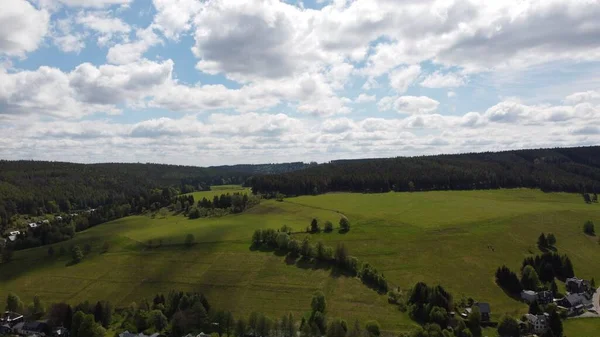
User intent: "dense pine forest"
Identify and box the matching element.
[0,161,309,227]
[249,146,600,197]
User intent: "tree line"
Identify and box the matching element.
[249,146,600,197]
[188,192,260,219]
[251,224,387,293]
[5,290,388,337]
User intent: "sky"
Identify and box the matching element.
[1,0,600,166]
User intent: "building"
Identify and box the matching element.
[537,290,553,305]
[525,313,549,334]
[565,277,591,294]
[473,302,491,321]
[0,324,12,335]
[55,216,63,221]
[557,293,591,315]
[29,223,39,229]
[20,321,50,336]
[9,231,20,236]
[521,290,537,303]
[1,311,24,326]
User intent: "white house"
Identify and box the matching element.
[29,223,38,229]
[9,231,20,236]
[56,216,63,221]
[525,313,549,334]
[521,290,537,303]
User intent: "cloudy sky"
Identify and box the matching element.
[1,0,600,166]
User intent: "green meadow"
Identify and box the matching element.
[1,187,599,335]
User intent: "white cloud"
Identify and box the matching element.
[152,0,202,39]
[447,91,456,98]
[76,10,130,46]
[565,90,600,104]
[0,0,49,56]
[0,59,173,118]
[379,95,440,115]
[421,71,465,88]
[106,26,161,64]
[39,0,132,8]
[51,17,86,53]
[388,65,421,94]
[355,93,376,103]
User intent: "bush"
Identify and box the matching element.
[185,234,195,247]
[72,246,84,264]
[324,221,333,233]
[365,320,380,337]
[339,217,350,232]
[584,220,595,235]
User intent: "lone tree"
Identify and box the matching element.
[497,316,520,337]
[71,246,84,264]
[365,321,380,337]
[185,234,195,247]
[48,246,55,257]
[310,218,320,233]
[583,220,595,236]
[339,217,350,232]
[6,293,23,312]
[324,221,334,233]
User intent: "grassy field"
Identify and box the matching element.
[1,187,599,335]
[563,318,600,337]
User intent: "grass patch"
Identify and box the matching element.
[1,188,599,334]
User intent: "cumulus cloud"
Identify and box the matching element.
[355,94,376,103]
[152,0,202,39]
[106,26,161,64]
[379,95,440,115]
[0,0,49,56]
[388,65,421,94]
[76,10,130,46]
[421,71,465,88]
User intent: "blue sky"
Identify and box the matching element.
[1,0,600,166]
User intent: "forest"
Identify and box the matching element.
[249,146,600,197]
[0,160,307,227]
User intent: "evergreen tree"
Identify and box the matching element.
[538,233,548,248]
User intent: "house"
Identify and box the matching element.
[0,324,12,334]
[52,327,69,336]
[472,302,491,321]
[537,290,553,305]
[557,293,591,315]
[525,313,549,334]
[1,311,24,326]
[565,277,591,294]
[29,223,38,229]
[9,231,20,236]
[55,216,63,221]
[20,321,50,336]
[8,235,17,242]
[521,290,537,303]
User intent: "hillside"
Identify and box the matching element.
[1,187,599,335]
[0,160,309,226]
[250,146,600,196]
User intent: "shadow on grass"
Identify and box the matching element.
[249,244,359,282]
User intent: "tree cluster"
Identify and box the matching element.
[407,282,453,328]
[521,253,575,283]
[583,220,595,236]
[249,146,600,197]
[189,193,259,219]
[250,230,384,291]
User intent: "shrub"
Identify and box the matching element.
[185,234,195,247]
[324,221,333,233]
[339,217,350,232]
[584,220,595,235]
